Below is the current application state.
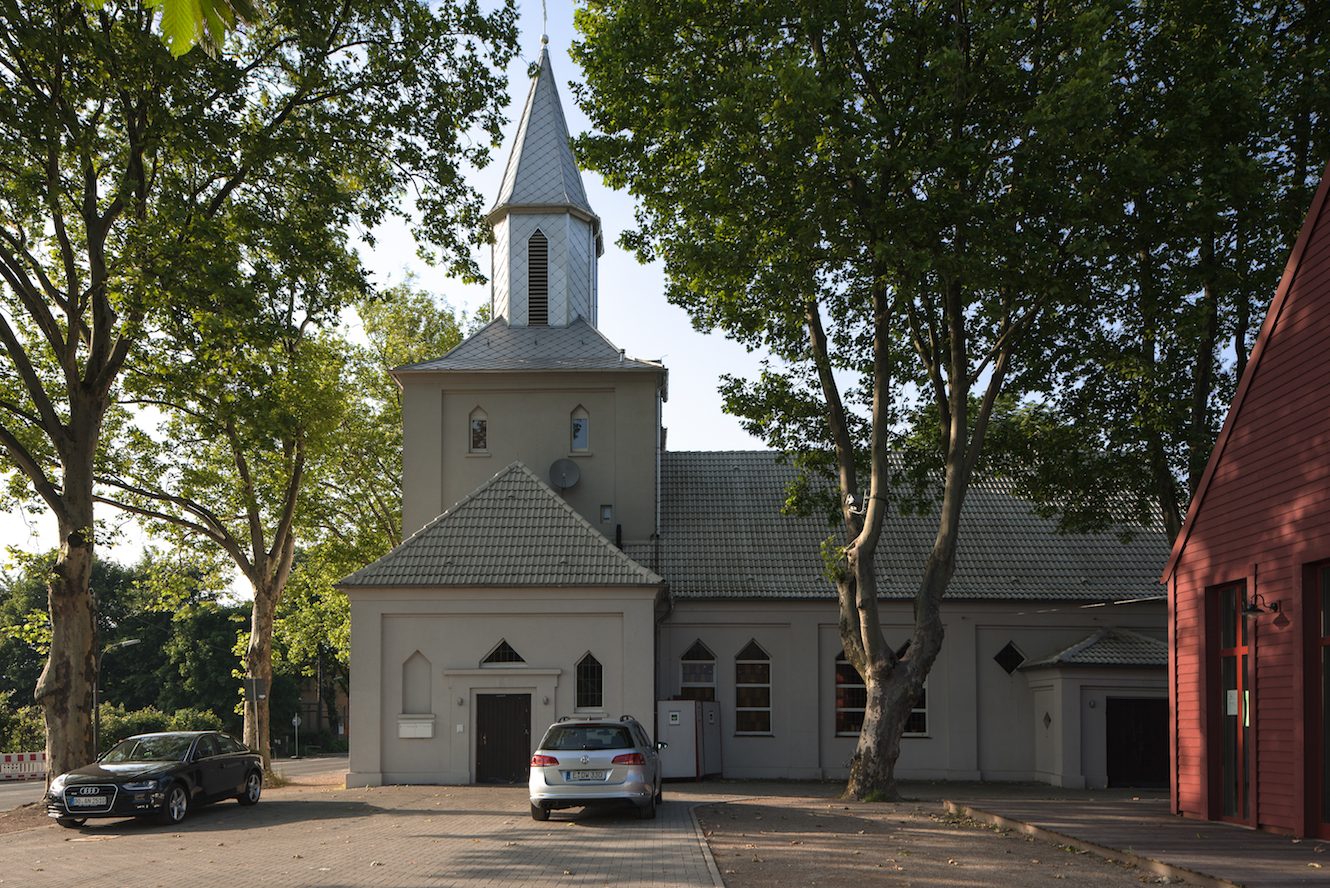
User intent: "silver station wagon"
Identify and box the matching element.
[528,716,665,820]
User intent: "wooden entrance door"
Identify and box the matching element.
[1212,582,1251,823]
[1106,697,1168,788]
[476,693,531,784]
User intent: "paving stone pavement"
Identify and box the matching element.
[2,783,730,888]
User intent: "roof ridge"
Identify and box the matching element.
[339,462,528,584]
[505,461,664,585]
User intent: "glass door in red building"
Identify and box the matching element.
[1214,582,1251,823]
[1317,566,1330,838]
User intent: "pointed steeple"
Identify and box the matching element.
[488,43,603,329]
[491,44,597,223]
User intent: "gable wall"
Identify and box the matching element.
[1171,189,1330,834]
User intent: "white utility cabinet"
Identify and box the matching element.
[656,699,722,779]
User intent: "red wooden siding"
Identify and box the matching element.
[1167,163,1330,837]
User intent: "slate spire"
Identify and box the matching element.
[490,46,596,222]
[487,45,603,329]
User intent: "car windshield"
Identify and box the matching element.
[540,725,633,751]
[101,735,195,763]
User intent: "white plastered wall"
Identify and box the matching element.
[400,370,662,544]
[657,598,1166,784]
[346,585,660,788]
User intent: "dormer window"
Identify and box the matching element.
[528,230,549,326]
[469,407,488,453]
[570,406,589,452]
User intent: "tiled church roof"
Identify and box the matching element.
[341,462,663,588]
[1022,628,1168,669]
[395,319,664,374]
[622,451,1168,602]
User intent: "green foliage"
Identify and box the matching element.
[165,707,224,733]
[142,0,260,58]
[966,2,1329,540]
[0,699,45,753]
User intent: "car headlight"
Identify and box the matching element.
[48,774,69,795]
[123,779,160,791]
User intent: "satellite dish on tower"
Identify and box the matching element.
[549,458,581,490]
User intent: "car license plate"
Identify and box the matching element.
[68,796,104,807]
[567,770,606,781]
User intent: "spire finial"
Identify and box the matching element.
[541,0,548,46]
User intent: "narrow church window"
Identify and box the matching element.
[482,639,525,665]
[469,407,488,453]
[576,653,603,709]
[528,230,549,325]
[735,640,771,734]
[570,405,589,451]
[834,652,866,736]
[896,641,928,736]
[679,640,716,702]
[402,651,432,714]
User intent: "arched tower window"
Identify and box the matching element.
[528,229,549,325]
[576,652,603,710]
[469,406,488,453]
[570,405,589,452]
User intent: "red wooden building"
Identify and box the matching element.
[1163,162,1330,838]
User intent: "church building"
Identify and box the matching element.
[341,47,1170,791]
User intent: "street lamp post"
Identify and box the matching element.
[93,638,142,756]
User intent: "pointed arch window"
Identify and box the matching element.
[679,640,715,702]
[576,652,603,710]
[735,640,771,734]
[469,406,488,453]
[528,230,549,326]
[570,405,589,452]
[482,639,525,665]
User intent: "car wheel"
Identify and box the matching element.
[530,802,550,822]
[159,783,188,826]
[55,817,85,829]
[237,770,262,806]
[637,792,657,820]
[655,782,663,805]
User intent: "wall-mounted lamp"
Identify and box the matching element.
[1243,593,1279,616]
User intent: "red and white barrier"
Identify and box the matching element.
[0,751,46,780]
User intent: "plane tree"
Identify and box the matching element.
[0,0,516,774]
[573,0,1123,798]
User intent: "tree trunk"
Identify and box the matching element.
[243,586,278,769]
[34,455,98,780]
[845,655,918,801]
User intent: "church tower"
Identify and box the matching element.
[488,42,604,328]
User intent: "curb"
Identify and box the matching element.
[945,800,1241,888]
[688,802,727,888]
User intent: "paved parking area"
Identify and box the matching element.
[2,781,727,888]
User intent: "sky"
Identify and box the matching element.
[0,0,768,570]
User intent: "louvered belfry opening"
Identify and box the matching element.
[528,230,549,325]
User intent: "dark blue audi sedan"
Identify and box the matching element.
[45,731,263,828]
